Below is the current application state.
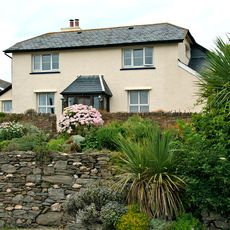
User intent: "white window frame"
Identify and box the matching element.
[37,92,55,114]
[123,47,153,68]
[128,90,149,113]
[32,53,59,72]
[2,100,12,113]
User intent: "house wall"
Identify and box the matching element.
[11,42,201,118]
[0,88,12,112]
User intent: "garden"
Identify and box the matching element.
[0,38,229,229]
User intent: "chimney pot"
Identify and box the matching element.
[75,19,79,27]
[69,19,74,27]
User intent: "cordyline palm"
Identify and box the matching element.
[113,126,185,219]
[197,36,230,110]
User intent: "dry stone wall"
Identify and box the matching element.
[0,151,113,228]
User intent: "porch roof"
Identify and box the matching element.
[61,75,112,96]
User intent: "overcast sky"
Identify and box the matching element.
[0,0,229,82]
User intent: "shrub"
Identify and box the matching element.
[122,115,157,141]
[2,131,49,152]
[64,185,126,228]
[96,121,124,150]
[47,135,68,152]
[58,104,103,135]
[173,120,230,217]
[80,127,99,151]
[172,213,204,230]
[100,201,127,229]
[0,122,26,141]
[116,206,149,230]
[82,116,158,152]
[150,218,174,230]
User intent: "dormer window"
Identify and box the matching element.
[123,47,153,68]
[32,54,59,72]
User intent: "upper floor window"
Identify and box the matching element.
[33,54,59,72]
[123,47,153,68]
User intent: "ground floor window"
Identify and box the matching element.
[129,90,149,112]
[37,93,55,114]
[2,100,12,113]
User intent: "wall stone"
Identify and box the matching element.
[0,151,114,228]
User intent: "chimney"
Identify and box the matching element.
[61,19,81,31]
[69,19,74,27]
[75,19,79,27]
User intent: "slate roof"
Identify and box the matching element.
[0,79,11,91]
[188,45,208,73]
[5,23,189,53]
[61,75,112,96]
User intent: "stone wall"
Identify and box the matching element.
[0,151,113,228]
[101,111,192,128]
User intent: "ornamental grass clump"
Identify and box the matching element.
[58,104,104,135]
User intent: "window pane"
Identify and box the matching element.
[130,106,138,112]
[124,49,132,66]
[3,101,12,113]
[42,54,51,70]
[93,96,100,110]
[52,54,59,69]
[140,106,149,112]
[47,93,54,105]
[33,55,40,70]
[47,107,55,114]
[145,48,153,65]
[68,97,75,106]
[39,94,46,106]
[133,49,143,66]
[38,107,46,113]
[140,91,148,104]
[130,91,138,104]
[85,97,91,106]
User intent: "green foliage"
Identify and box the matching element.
[122,115,157,141]
[64,185,126,228]
[192,107,230,149]
[173,120,230,217]
[197,36,230,110]
[96,121,124,150]
[0,140,11,151]
[114,125,185,219]
[1,131,49,152]
[47,135,68,152]
[82,116,159,151]
[150,218,174,230]
[116,206,149,230]
[172,213,204,230]
[0,122,26,141]
[0,112,6,119]
[100,201,127,229]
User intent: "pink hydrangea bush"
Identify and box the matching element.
[58,104,104,134]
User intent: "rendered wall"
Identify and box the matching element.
[11,43,202,118]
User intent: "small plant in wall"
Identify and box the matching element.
[58,104,104,135]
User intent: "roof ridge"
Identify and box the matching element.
[50,22,189,35]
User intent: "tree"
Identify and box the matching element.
[197,36,230,110]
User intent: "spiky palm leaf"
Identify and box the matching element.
[113,126,185,219]
[197,37,230,109]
